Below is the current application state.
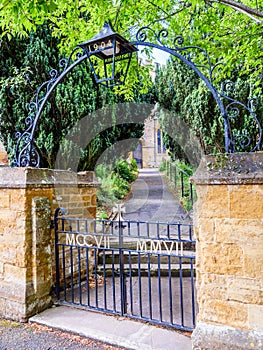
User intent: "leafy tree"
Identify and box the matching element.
[1,1,263,82]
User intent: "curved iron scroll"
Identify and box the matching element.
[14,47,87,167]
[15,26,262,167]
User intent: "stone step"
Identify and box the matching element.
[96,263,196,277]
[98,251,195,265]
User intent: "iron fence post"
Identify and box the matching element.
[181,171,184,198]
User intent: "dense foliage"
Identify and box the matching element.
[0,23,147,169]
[1,1,263,96]
[155,58,263,161]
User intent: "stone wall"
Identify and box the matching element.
[191,153,263,350]
[0,167,100,321]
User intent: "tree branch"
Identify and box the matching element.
[146,2,191,26]
[0,0,11,13]
[208,0,263,22]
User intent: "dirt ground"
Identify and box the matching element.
[0,319,124,350]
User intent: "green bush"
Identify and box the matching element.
[112,159,137,182]
[111,174,130,199]
[130,158,139,172]
[95,159,138,216]
[159,160,167,172]
[174,160,194,177]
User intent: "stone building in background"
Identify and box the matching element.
[133,114,169,168]
[133,57,169,169]
[0,141,8,166]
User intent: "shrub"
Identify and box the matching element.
[112,159,137,182]
[95,159,138,216]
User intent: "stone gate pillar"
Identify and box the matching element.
[191,153,263,350]
[0,167,99,322]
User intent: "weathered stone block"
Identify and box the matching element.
[195,218,215,242]
[1,245,17,264]
[227,278,263,305]
[0,280,26,302]
[229,185,263,219]
[215,218,263,245]
[91,194,97,206]
[0,194,10,209]
[248,305,263,331]
[195,185,230,218]
[198,273,228,301]
[199,242,243,275]
[10,189,26,210]
[4,264,27,283]
[244,248,263,279]
[82,195,91,202]
[0,209,17,222]
[198,298,248,328]
[4,299,27,322]
[79,187,96,195]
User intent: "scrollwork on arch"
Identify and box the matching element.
[135,26,219,84]
[134,26,262,153]
[219,81,262,152]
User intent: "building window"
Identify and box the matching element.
[157,129,161,153]
[157,129,166,154]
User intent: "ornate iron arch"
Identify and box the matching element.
[14,25,262,167]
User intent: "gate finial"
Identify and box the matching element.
[113,203,126,222]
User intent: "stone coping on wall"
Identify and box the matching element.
[193,322,263,350]
[0,167,101,188]
[191,152,263,185]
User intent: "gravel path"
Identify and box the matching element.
[0,319,124,350]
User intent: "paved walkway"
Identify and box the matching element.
[30,306,192,350]
[30,168,193,349]
[124,168,186,222]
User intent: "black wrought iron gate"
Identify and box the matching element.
[54,208,196,331]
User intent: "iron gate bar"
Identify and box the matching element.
[54,208,196,331]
